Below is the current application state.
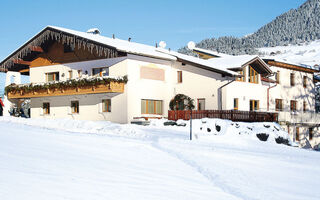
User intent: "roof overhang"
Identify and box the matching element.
[0,27,120,72]
[263,59,319,73]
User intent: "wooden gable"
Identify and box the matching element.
[30,41,109,68]
[0,27,125,75]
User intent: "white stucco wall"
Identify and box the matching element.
[124,55,174,122]
[268,66,315,112]
[29,58,129,123]
[267,66,319,148]
[171,62,232,110]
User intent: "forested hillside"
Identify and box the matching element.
[179,0,320,55]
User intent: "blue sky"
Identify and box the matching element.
[0,0,305,61]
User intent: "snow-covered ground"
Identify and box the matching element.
[259,40,320,67]
[0,117,319,200]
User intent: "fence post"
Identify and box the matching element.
[231,110,234,121]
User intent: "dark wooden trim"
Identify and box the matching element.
[265,60,318,73]
[13,59,31,66]
[19,68,30,73]
[30,46,44,53]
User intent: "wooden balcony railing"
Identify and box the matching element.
[7,81,125,99]
[168,110,278,122]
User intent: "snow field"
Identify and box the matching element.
[0,117,320,200]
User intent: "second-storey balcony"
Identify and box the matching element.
[5,76,127,99]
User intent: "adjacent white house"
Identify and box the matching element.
[192,47,320,147]
[0,26,319,148]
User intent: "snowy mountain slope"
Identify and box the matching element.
[0,117,319,200]
[259,39,320,67]
[179,0,320,56]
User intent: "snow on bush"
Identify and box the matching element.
[150,118,293,145]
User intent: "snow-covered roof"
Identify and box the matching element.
[208,55,258,69]
[193,47,231,58]
[158,49,272,75]
[156,49,239,76]
[47,26,176,61]
[0,26,273,77]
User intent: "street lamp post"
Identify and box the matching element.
[190,109,192,140]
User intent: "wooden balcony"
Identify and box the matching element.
[168,110,278,122]
[7,81,125,99]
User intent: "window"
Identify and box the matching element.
[248,66,258,83]
[46,72,59,82]
[69,70,73,79]
[93,68,109,77]
[71,101,79,114]
[303,101,307,112]
[309,128,313,140]
[296,127,300,142]
[236,69,245,82]
[303,76,307,88]
[102,99,111,112]
[197,99,205,110]
[290,100,297,112]
[234,98,239,110]
[43,102,50,115]
[64,44,74,53]
[250,100,259,111]
[275,99,283,111]
[290,73,295,86]
[177,71,182,83]
[141,99,162,115]
[78,70,82,78]
[275,71,280,84]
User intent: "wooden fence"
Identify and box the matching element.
[168,110,278,122]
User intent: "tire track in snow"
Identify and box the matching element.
[150,138,257,200]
